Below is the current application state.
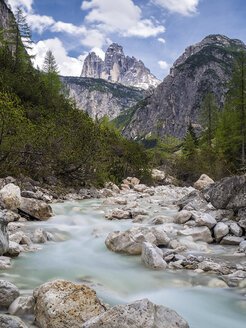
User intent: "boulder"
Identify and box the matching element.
[220,235,244,245]
[150,216,170,225]
[0,210,9,255]
[178,226,213,243]
[18,197,53,221]
[0,280,20,308]
[133,184,147,193]
[104,182,120,194]
[106,209,131,220]
[0,183,21,211]
[9,231,32,246]
[177,190,202,210]
[121,184,130,191]
[194,174,214,190]
[141,242,167,269]
[0,314,28,328]
[191,212,216,229]
[239,240,246,252]
[198,261,222,272]
[230,222,243,237]
[204,175,246,210]
[9,296,35,316]
[213,222,229,242]
[82,299,189,328]
[174,210,192,224]
[34,280,107,328]
[123,177,140,186]
[105,228,156,255]
[131,208,149,218]
[6,241,23,257]
[32,228,48,243]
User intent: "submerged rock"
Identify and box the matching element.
[34,280,107,328]
[82,299,189,328]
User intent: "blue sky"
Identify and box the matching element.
[7,0,246,79]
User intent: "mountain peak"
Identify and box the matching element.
[81,43,160,90]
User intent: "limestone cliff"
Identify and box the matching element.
[0,0,13,30]
[122,35,246,140]
[61,76,144,120]
[81,43,160,90]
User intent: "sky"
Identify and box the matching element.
[6,0,246,80]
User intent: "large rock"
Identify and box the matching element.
[191,212,217,228]
[0,183,21,211]
[141,242,167,269]
[213,222,229,242]
[18,197,53,220]
[204,175,246,210]
[194,174,214,190]
[178,226,213,243]
[82,299,189,328]
[0,210,9,255]
[0,280,20,308]
[174,210,192,224]
[0,314,28,328]
[34,280,107,328]
[220,235,244,245]
[105,226,170,255]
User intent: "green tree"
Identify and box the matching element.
[227,51,246,166]
[43,50,59,74]
[200,93,218,147]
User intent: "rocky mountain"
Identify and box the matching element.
[0,0,12,30]
[81,43,160,90]
[61,76,144,120]
[121,34,246,140]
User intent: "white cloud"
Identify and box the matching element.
[158,37,166,44]
[27,14,55,34]
[81,0,165,38]
[158,60,169,70]
[153,0,199,16]
[30,38,83,76]
[81,29,106,48]
[51,22,87,35]
[8,0,33,13]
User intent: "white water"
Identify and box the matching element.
[1,199,246,328]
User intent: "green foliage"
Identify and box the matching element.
[0,17,150,186]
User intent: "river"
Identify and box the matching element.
[1,198,246,328]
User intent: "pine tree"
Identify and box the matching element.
[227,51,246,166]
[200,93,218,147]
[187,122,198,145]
[43,50,59,74]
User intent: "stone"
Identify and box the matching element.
[198,261,222,272]
[192,212,217,228]
[9,231,32,246]
[174,210,192,224]
[0,314,28,328]
[230,222,243,237]
[121,184,130,191]
[32,228,48,243]
[106,209,131,220]
[220,235,244,245]
[0,256,12,269]
[131,208,149,218]
[213,222,229,242]
[194,174,214,190]
[18,197,53,220]
[9,296,35,316]
[34,280,107,328]
[0,210,9,255]
[151,227,170,246]
[105,227,156,255]
[204,175,246,210]
[150,216,170,225]
[141,242,167,269]
[123,177,140,186]
[0,280,20,308]
[82,299,189,328]
[6,241,22,257]
[178,226,213,243]
[3,209,20,222]
[0,183,21,211]
[133,184,147,193]
[104,182,120,194]
[239,240,246,252]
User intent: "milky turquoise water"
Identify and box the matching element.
[1,199,246,328]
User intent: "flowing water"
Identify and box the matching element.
[1,199,246,328]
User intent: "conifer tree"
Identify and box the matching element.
[43,50,59,74]
[200,93,218,147]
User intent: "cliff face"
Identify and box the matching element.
[0,0,12,29]
[122,35,246,140]
[81,43,160,90]
[61,76,144,120]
